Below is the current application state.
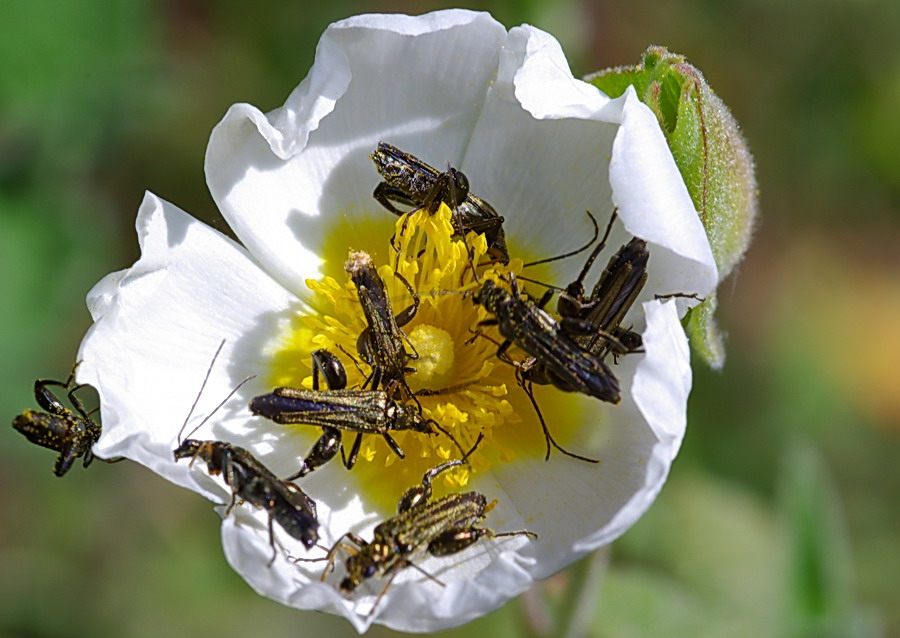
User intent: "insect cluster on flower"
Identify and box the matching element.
[12,142,653,617]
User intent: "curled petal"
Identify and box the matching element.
[221,510,537,633]
[76,192,300,498]
[205,10,507,297]
[486,299,689,575]
[461,24,716,319]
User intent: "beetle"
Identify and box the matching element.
[371,141,508,264]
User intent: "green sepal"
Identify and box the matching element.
[684,292,725,369]
[588,47,758,368]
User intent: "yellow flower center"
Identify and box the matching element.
[266,204,586,511]
[406,324,455,389]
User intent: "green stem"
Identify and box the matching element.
[559,548,610,638]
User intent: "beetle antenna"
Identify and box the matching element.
[178,340,255,443]
[522,210,601,268]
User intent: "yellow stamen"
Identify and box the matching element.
[265,203,586,511]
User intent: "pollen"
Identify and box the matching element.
[407,324,455,390]
[265,203,569,512]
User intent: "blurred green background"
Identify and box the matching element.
[1,0,897,636]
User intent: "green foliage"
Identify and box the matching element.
[684,291,726,373]
[780,445,877,638]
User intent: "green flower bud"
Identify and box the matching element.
[588,46,758,368]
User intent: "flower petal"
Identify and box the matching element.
[586,299,690,542]
[454,25,716,317]
[220,506,537,633]
[608,91,719,311]
[461,26,617,273]
[632,299,691,448]
[205,10,507,298]
[75,192,301,500]
[483,299,689,577]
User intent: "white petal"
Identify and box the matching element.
[220,505,536,633]
[484,299,688,576]
[507,25,610,119]
[75,192,301,500]
[586,299,690,542]
[607,89,718,311]
[461,26,617,273]
[464,25,717,315]
[205,9,507,298]
[632,299,691,449]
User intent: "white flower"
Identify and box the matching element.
[76,9,717,633]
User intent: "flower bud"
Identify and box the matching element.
[588,46,758,368]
